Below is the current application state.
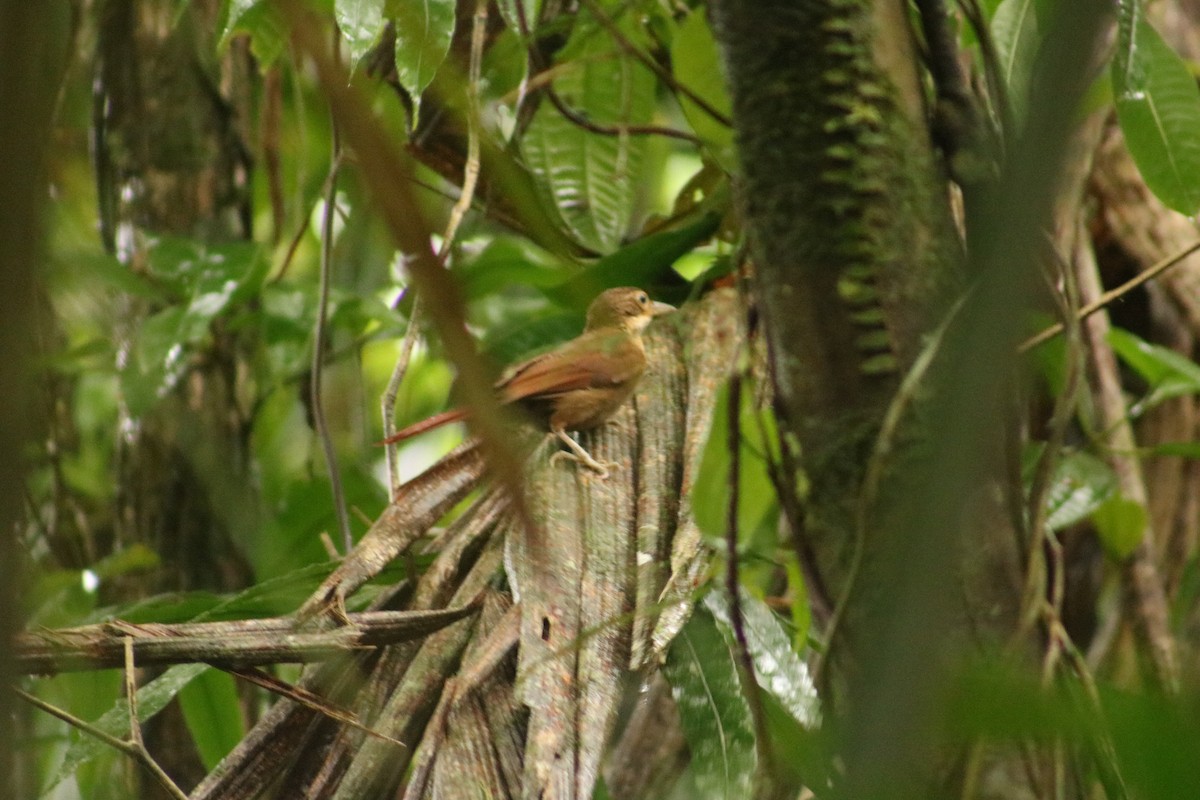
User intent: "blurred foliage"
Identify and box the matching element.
[16,0,1200,797]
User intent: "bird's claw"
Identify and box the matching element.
[550,449,615,478]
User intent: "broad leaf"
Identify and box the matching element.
[48,664,209,793]
[521,14,657,253]
[219,0,289,63]
[388,0,456,122]
[1031,448,1117,532]
[664,604,757,800]
[1109,326,1200,410]
[336,0,386,64]
[179,669,245,770]
[120,237,268,417]
[495,0,542,36]
[1113,4,1200,214]
[672,11,734,168]
[691,380,780,547]
[705,591,820,729]
[544,212,718,309]
[991,0,1041,124]
[1093,493,1147,559]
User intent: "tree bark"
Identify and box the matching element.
[0,3,70,796]
[93,0,257,789]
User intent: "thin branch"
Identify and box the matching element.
[123,637,141,746]
[383,0,488,496]
[917,0,987,177]
[1018,237,1200,353]
[280,0,538,562]
[513,0,701,144]
[1073,231,1179,692]
[958,0,1015,144]
[724,369,774,780]
[382,298,424,496]
[14,684,188,800]
[313,129,353,553]
[1013,237,1085,646]
[543,83,702,143]
[439,0,486,255]
[271,199,311,283]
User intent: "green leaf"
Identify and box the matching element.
[1113,7,1200,214]
[388,0,457,121]
[664,604,757,800]
[521,13,657,252]
[120,237,268,416]
[457,237,567,301]
[705,591,821,729]
[691,380,780,547]
[672,11,734,168]
[1093,493,1147,559]
[220,0,289,64]
[990,0,1041,124]
[179,669,245,770]
[1103,688,1200,799]
[1109,326,1200,410]
[495,0,541,36]
[336,0,386,64]
[120,307,191,418]
[481,308,583,367]
[544,212,718,309]
[77,250,165,300]
[1028,447,1116,532]
[48,664,209,793]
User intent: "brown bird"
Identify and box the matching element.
[382,287,674,476]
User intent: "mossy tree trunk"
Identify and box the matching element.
[711,0,1107,796]
[93,0,258,788]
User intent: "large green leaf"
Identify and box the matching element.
[388,0,456,121]
[664,604,757,800]
[457,236,567,301]
[691,380,780,548]
[336,0,386,64]
[544,212,717,309]
[1092,493,1147,559]
[494,0,542,36]
[671,10,734,169]
[120,237,268,417]
[705,591,820,729]
[990,0,1041,125]
[219,0,289,63]
[1025,447,1117,532]
[1109,326,1200,410]
[521,14,658,253]
[47,664,209,794]
[179,669,245,770]
[1113,4,1200,214]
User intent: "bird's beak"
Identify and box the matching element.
[651,300,675,317]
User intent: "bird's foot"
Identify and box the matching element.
[551,430,616,478]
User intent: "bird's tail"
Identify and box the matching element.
[377,407,469,445]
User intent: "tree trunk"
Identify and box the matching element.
[94,0,257,788]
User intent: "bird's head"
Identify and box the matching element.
[585,287,675,333]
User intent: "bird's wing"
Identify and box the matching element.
[498,331,644,403]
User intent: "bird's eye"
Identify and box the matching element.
[637,293,647,304]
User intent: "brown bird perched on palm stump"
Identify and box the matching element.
[381,287,675,477]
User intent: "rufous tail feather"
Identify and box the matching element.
[377,408,469,445]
